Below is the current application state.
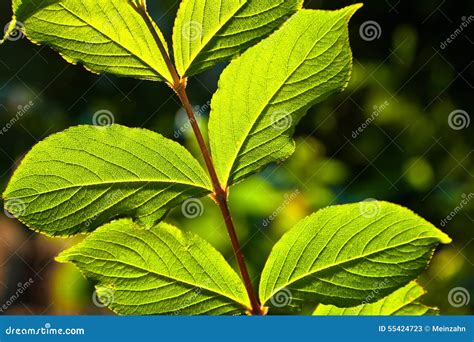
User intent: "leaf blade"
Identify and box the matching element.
[259,201,451,309]
[12,0,173,82]
[173,0,303,77]
[3,125,212,236]
[57,219,251,315]
[208,5,361,187]
[313,282,438,315]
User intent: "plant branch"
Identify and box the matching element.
[137,4,264,315]
[176,86,263,315]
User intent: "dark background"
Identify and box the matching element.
[0,0,473,315]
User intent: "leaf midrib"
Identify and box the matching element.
[219,12,347,186]
[48,2,163,79]
[64,249,250,309]
[179,0,248,74]
[264,233,439,303]
[6,179,211,200]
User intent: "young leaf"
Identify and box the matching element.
[57,219,251,315]
[2,125,212,236]
[208,5,361,188]
[173,0,303,77]
[9,0,174,83]
[259,201,451,309]
[313,282,438,316]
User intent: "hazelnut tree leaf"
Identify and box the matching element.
[2,125,212,236]
[313,282,438,316]
[57,218,251,315]
[7,0,174,82]
[208,5,361,188]
[172,0,303,77]
[259,202,451,310]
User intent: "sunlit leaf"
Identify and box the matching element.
[208,5,361,187]
[7,0,174,82]
[259,201,451,309]
[57,219,251,315]
[313,282,438,315]
[3,125,212,236]
[173,0,302,77]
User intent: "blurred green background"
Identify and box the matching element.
[0,0,473,315]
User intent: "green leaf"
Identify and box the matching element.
[57,219,251,315]
[208,5,361,188]
[259,201,451,309]
[313,282,438,315]
[2,125,212,236]
[173,0,302,77]
[9,0,174,83]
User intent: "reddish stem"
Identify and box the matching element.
[137,3,263,315]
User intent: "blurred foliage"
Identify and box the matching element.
[0,0,473,315]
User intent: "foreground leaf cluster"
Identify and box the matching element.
[2,0,451,315]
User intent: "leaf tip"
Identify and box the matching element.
[341,3,364,19]
[55,251,72,264]
[438,231,452,245]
